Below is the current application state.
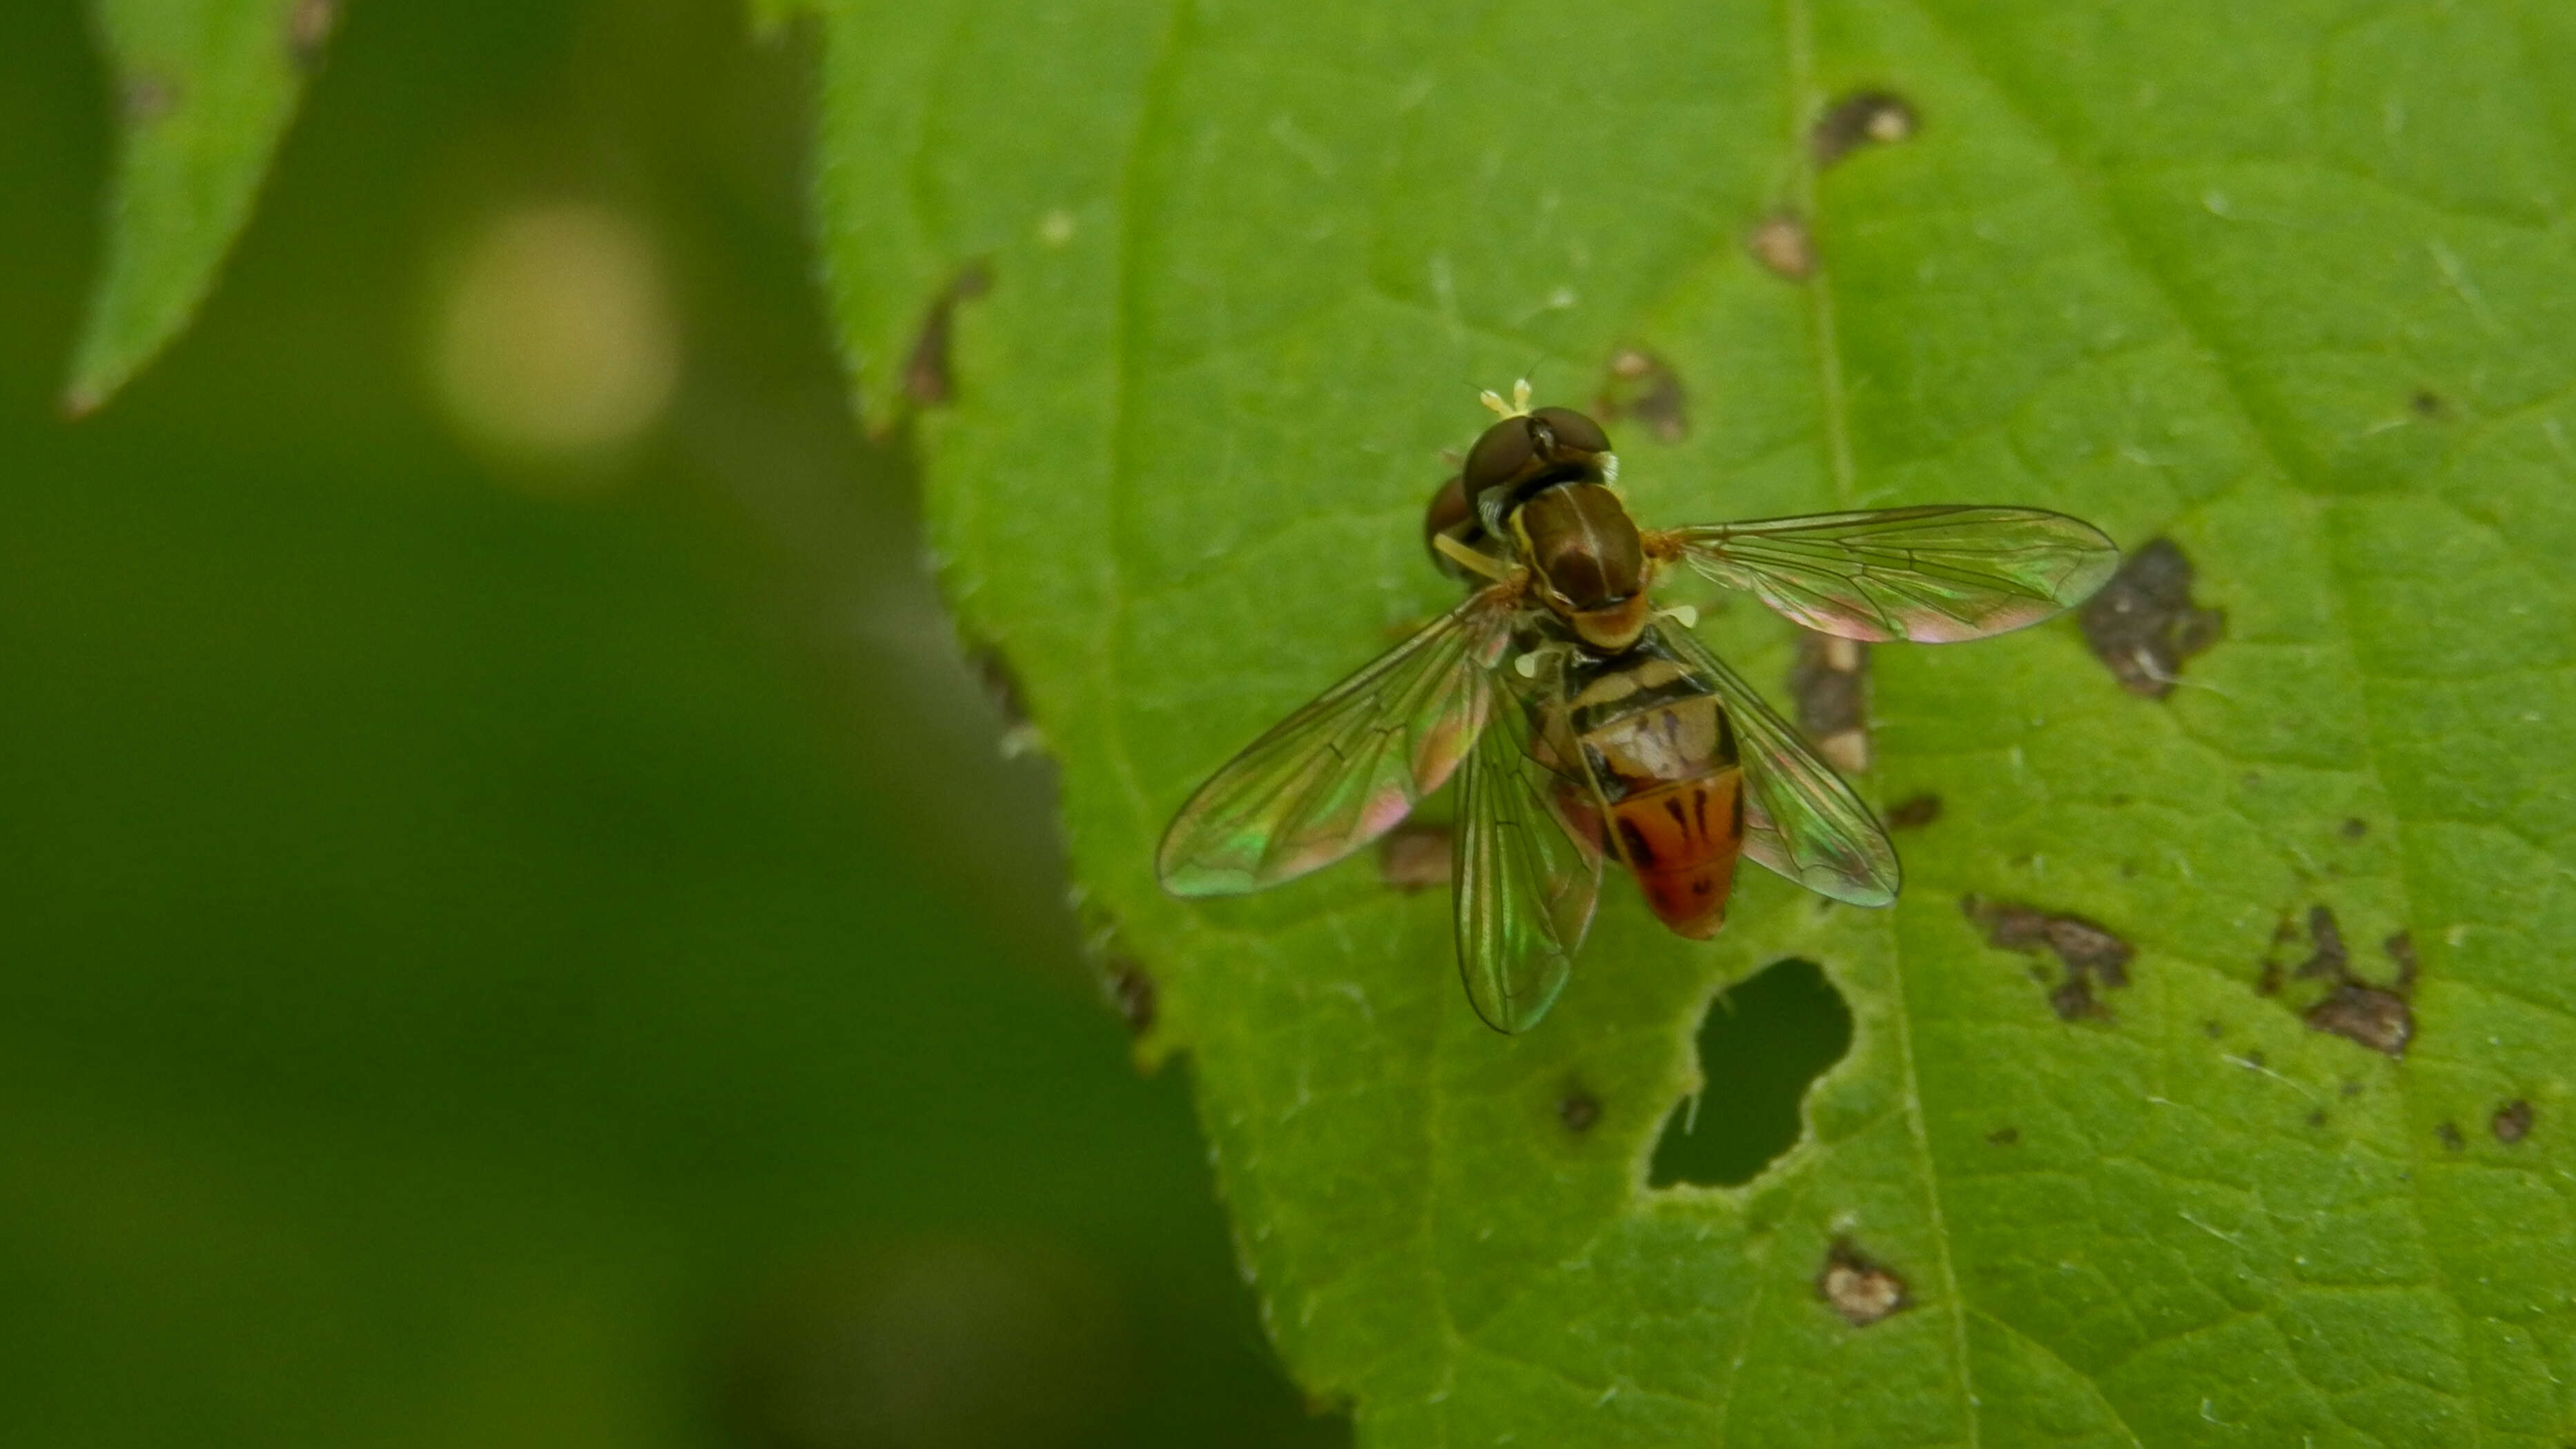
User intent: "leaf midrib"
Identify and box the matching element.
[1786,0,1987,1441]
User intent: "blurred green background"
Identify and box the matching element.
[1,3,1838,1444]
[1,2,1340,1445]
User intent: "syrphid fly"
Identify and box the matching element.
[1157,382,2120,1033]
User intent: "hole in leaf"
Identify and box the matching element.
[1649,959,1852,1187]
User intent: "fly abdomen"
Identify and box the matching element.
[1570,650,1737,799]
[1610,773,1745,939]
[1563,639,1750,939]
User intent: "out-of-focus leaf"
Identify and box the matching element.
[801,0,2576,1442]
[65,0,333,415]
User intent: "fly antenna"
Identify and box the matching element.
[1477,378,1533,419]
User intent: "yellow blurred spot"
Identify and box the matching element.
[431,202,678,469]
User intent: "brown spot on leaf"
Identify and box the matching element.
[2306,1109,2329,1129]
[1746,213,1816,281]
[1885,793,1942,830]
[1559,1089,1602,1134]
[1596,348,1689,443]
[2435,1120,2466,1152]
[2341,817,2368,839]
[1811,90,1919,167]
[2273,906,2415,1057]
[1969,899,2132,982]
[1987,1126,2019,1145]
[2203,1020,2225,1039]
[901,260,995,409]
[2078,538,2225,699]
[2295,904,2349,980]
[969,646,1043,758]
[973,647,1026,725]
[287,0,339,68]
[1377,822,1452,893]
[122,75,178,124]
[2383,931,2419,991]
[2049,977,2105,1022]
[1104,958,1156,1035]
[2493,1100,2534,1143]
[2410,388,2447,420]
[2045,920,2132,984]
[2307,984,2412,1057]
[1964,897,2132,1020]
[1790,630,1870,775]
[1818,1240,1908,1326]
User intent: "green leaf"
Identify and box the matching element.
[803,0,2576,1441]
[65,0,333,416]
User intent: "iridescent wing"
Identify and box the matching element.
[1453,692,1603,1033]
[1157,583,1521,897]
[1651,506,2119,643]
[1657,621,1899,907]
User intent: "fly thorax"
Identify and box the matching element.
[1511,482,1652,651]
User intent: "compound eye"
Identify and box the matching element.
[1422,472,1472,543]
[1461,417,1536,503]
[1421,472,1485,577]
[1530,406,1611,456]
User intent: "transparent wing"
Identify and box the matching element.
[1655,506,2119,643]
[1453,696,1604,1034]
[1156,584,1520,897]
[1657,621,1899,906]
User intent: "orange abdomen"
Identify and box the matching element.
[1607,769,1744,940]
